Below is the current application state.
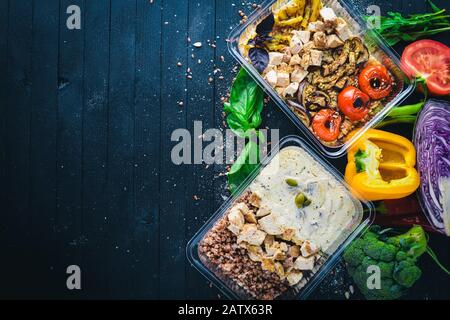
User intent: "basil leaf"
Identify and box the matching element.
[225,68,264,136]
[224,68,265,193]
[249,47,269,74]
[227,140,260,194]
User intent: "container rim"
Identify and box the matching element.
[186,135,375,300]
[226,0,415,158]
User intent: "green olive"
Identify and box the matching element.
[295,192,311,208]
[285,178,298,187]
[295,193,306,208]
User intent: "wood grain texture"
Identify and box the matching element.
[82,0,111,298]
[159,0,189,299]
[0,0,449,299]
[2,0,33,298]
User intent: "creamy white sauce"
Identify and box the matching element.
[249,146,357,251]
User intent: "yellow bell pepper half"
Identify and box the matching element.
[345,129,420,201]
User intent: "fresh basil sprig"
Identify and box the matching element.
[224,68,265,193]
[227,140,260,193]
[224,68,264,138]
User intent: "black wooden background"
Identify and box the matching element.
[1,0,449,299]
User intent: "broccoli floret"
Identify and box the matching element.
[379,261,395,279]
[363,239,398,262]
[387,225,427,259]
[396,251,408,261]
[343,238,366,267]
[393,259,422,288]
[355,277,405,300]
[343,225,426,300]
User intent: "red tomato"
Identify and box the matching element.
[401,40,450,96]
[312,109,342,142]
[338,86,370,121]
[358,65,393,100]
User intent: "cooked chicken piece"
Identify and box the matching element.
[248,192,261,208]
[256,206,271,217]
[265,241,280,256]
[313,31,327,49]
[273,250,287,261]
[291,68,309,84]
[266,241,288,259]
[243,210,257,224]
[300,240,319,257]
[335,18,352,41]
[288,245,301,258]
[289,36,303,55]
[283,256,295,269]
[283,82,299,97]
[274,262,285,279]
[309,49,323,66]
[227,223,240,236]
[264,234,275,249]
[259,214,283,235]
[279,242,288,252]
[320,7,337,27]
[286,270,303,286]
[261,257,276,272]
[291,236,304,246]
[280,228,295,242]
[282,48,292,63]
[228,206,245,229]
[294,255,315,270]
[276,72,290,87]
[246,245,264,262]
[289,54,302,66]
[327,34,344,48]
[265,70,278,87]
[307,21,325,32]
[300,52,311,69]
[268,52,284,66]
[237,224,266,246]
[292,30,311,44]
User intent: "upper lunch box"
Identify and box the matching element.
[227,0,415,158]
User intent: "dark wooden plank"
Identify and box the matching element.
[106,0,136,298]
[0,1,9,235]
[81,0,111,298]
[184,0,217,299]
[131,0,162,299]
[1,0,33,298]
[55,0,85,298]
[28,0,60,298]
[159,0,189,299]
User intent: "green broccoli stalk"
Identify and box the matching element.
[343,225,431,300]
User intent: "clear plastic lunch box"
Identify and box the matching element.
[186,136,374,299]
[227,0,415,158]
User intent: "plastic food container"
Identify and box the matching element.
[227,0,415,158]
[186,136,374,299]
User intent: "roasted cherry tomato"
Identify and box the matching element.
[401,40,450,96]
[312,109,342,142]
[338,86,370,121]
[359,65,393,100]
